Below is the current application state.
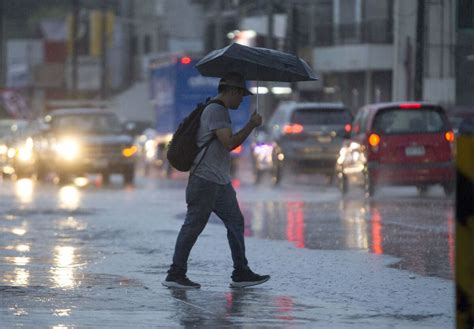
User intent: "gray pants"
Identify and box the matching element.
[169,175,249,275]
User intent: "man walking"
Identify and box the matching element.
[163,72,270,289]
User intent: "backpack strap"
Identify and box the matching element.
[190,98,225,175]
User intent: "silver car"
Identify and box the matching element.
[251,102,352,185]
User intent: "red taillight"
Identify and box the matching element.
[445,131,455,142]
[344,123,352,133]
[283,124,304,134]
[368,133,381,147]
[232,145,243,154]
[180,56,192,65]
[399,103,422,109]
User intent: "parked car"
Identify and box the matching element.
[251,102,352,185]
[36,108,137,184]
[335,102,455,196]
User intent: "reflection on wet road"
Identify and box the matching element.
[0,176,454,327]
[237,196,454,279]
[1,179,88,292]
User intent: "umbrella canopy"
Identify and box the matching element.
[196,43,318,82]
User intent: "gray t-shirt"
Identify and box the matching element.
[191,102,232,184]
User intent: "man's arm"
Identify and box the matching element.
[215,111,262,151]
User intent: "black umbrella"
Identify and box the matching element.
[196,43,318,82]
[196,43,318,116]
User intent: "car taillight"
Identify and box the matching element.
[180,56,191,65]
[399,103,422,109]
[445,131,455,142]
[368,133,381,147]
[232,145,243,155]
[283,124,304,134]
[344,124,352,133]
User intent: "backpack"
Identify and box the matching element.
[167,98,225,172]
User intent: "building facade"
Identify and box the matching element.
[195,0,461,112]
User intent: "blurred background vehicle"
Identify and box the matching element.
[336,102,455,197]
[122,120,154,137]
[251,101,352,185]
[0,119,30,178]
[447,108,474,135]
[35,108,137,184]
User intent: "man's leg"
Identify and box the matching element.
[164,176,217,288]
[213,183,270,288]
[213,183,249,272]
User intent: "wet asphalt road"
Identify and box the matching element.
[0,164,454,328]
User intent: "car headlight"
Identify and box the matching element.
[55,139,80,160]
[17,147,33,162]
[0,144,8,155]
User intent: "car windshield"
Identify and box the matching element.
[0,121,28,138]
[52,114,122,134]
[291,109,351,125]
[373,108,446,134]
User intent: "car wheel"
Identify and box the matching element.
[364,170,375,197]
[123,167,135,185]
[443,182,454,196]
[58,173,71,185]
[15,171,29,179]
[2,170,11,180]
[102,172,110,185]
[326,172,335,186]
[272,162,282,186]
[165,162,173,178]
[254,168,262,184]
[416,185,428,197]
[272,151,284,186]
[339,173,348,195]
[36,165,48,182]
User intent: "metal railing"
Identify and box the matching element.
[313,20,393,47]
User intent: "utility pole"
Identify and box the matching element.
[71,0,79,95]
[264,0,275,120]
[100,1,108,100]
[128,0,135,85]
[266,0,274,49]
[414,0,425,100]
[286,1,299,100]
[0,0,4,88]
[214,0,223,49]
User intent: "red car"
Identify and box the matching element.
[336,102,455,196]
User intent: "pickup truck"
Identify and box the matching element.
[36,108,137,184]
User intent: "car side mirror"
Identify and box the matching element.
[123,122,136,136]
[40,123,51,133]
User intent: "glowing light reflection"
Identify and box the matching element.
[5,256,30,266]
[4,268,30,286]
[14,178,34,204]
[73,177,88,187]
[4,244,30,252]
[58,186,80,209]
[371,208,383,255]
[286,202,305,248]
[54,309,72,317]
[11,228,27,236]
[57,217,87,231]
[50,246,77,289]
